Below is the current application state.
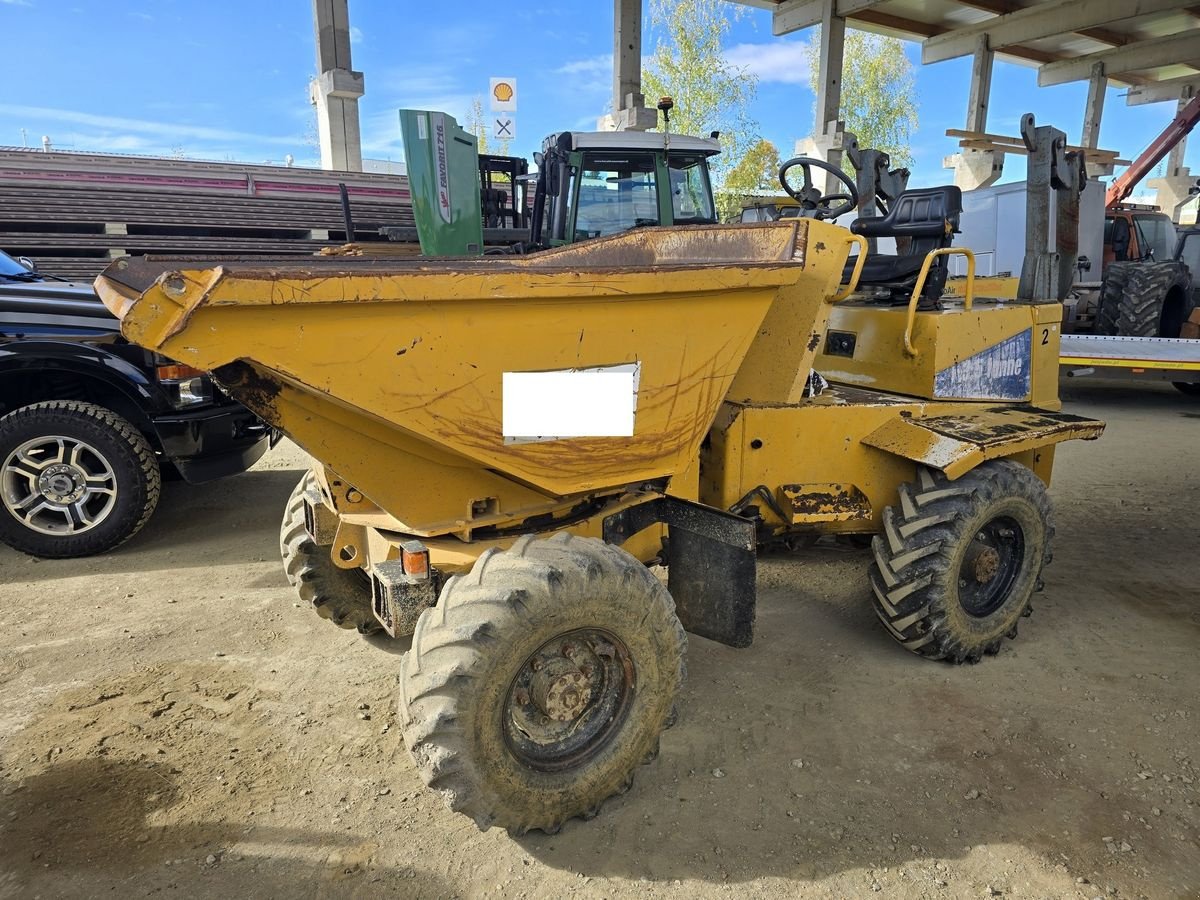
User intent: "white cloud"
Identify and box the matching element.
[556,54,610,77]
[555,54,612,96]
[101,135,156,151]
[724,40,812,85]
[350,25,363,44]
[378,64,470,103]
[0,104,302,148]
[558,44,814,97]
[0,0,33,6]
[358,63,478,156]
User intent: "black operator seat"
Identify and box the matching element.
[842,185,963,303]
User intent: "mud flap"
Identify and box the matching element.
[604,497,757,648]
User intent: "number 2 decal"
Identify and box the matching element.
[1041,328,1050,345]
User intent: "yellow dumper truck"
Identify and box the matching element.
[96,204,1102,834]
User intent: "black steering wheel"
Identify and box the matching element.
[778,156,860,220]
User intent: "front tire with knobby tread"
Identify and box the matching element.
[279,473,381,634]
[869,460,1052,664]
[0,401,159,558]
[399,532,686,835]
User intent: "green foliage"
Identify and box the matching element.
[466,97,489,154]
[466,97,512,158]
[807,30,918,168]
[642,0,758,184]
[717,138,781,220]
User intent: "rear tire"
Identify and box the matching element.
[1096,262,1135,335]
[869,460,1052,663]
[0,401,159,558]
[400,532,686,834]
[279,473,381,634]
[1099,261,1190,337]
[1173,381,1200,397]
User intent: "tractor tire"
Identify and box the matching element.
[279,473,381,634]
[0,401,159,558]
[399,532,686,835]
[1095,262,1136,335]
[869,460,1052,664]
[1105,261,1191,338]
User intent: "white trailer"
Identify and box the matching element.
[949,179,1108,279]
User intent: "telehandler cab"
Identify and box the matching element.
[95,117,1104,835]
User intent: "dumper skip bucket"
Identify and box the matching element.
[95,221,854,534]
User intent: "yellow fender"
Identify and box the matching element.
[862,407,1105,481]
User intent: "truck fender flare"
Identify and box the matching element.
[0,341,164,412]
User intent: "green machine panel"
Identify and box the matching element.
[399,109,484,256]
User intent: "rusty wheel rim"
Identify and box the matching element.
[958,515,1026,618]
[502,628,635,773]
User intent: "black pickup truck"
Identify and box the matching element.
[0,250,272,558]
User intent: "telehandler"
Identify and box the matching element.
[94,117,1104,835]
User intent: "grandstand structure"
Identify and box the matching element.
[0,147,414,281]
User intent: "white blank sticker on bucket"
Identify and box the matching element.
[503,363,639,441]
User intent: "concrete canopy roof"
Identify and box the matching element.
[730,0,1200,99]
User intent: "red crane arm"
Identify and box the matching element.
[1106,92,1200,208]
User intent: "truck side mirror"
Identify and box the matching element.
[17,256,37,273]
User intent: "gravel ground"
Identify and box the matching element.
[0,378,1197,900]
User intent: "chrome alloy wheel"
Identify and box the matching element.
[1,435,119,536]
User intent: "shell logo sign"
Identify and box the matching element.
[489,77,517,112]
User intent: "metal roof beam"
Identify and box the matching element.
[1125,73,1200,104]
[1039,30,1200,86]
[771,0,886,36]
[923,0,1181,64]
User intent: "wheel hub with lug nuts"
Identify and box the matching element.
[504,629,634,772]
[530,657,595,723]
[38,463,87,504]
[957,516,1027,618]
[971,545,1001,583]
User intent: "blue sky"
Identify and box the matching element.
[1,0,1193,190]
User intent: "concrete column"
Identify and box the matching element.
[814,2,845,193]
[943,149,1004,190]
[1168,97,1190,174]
[1147,98,1197,221]
[310,0,364,172]
[1146,175,1197,221]
[965,35,993,134]
[945,33,1003,190]
[604,0,657,131]
[1081,62,1107,149]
